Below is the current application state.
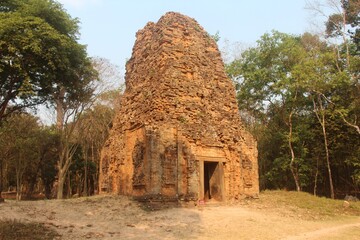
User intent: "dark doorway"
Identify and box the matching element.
[204,161,223,201]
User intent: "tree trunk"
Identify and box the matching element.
[95,149,101,194]
[54,85,87,199]
[55,87,74,199]
[56,145,77,199]
[26,158,42,198]
[288,111,301,191]
[55,87,65,130]
[15,151,24,201]
[321,114,335,199]
[341,0,350,68]
[77,174,82,196]
[313,95,335,199]
[44,182,51,199]
[0,159,4,202]
[16,171,21,201]
[55,87,65,199]
[57,169,65,199]
[83,150,88,196]
[314,156,319,196]
[67,173,71,198]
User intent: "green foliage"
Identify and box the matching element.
[227,29,359,196]
[0,113,59,199]
[325,0,360,50]
[0,113,40,199]
[0,13,69,109]
[61,88,120,197]
[0,0,97,120]
[210,31,221,43]
[35,127,59,198]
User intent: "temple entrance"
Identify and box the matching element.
[203,161,223,201]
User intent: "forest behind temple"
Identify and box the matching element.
[0,0,359,201]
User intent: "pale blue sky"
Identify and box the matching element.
[57,0,316,71]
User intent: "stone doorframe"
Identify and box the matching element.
[197,156,226,201]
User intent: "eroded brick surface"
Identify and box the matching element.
[99,12,259,201]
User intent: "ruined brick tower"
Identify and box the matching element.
[99,12,259,201]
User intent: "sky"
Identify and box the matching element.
[56,0,318,74]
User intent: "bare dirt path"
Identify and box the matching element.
[0,195,359,239]
[282,221,360,240]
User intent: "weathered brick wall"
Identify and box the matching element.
[99,12,259,201]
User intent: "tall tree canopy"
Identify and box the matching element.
[325,0,360,134]
[0,0,96,121]
[0,0,98,200]
[325,0,360,50]
[226,30,360,197]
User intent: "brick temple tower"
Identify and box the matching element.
[99,12,259,201]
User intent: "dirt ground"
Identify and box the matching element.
[0,194,359,240]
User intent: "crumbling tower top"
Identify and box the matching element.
[118,12,245,146]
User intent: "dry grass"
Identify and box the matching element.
[0,219,60,240]
[1,191,359,239]
[244,190,360,220]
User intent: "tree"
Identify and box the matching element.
[0,13,64,120]
[0,113,61,200]
[324,0,359,55]
[77,96,120,195]
[0,113,40,200]
[306,0,360,135]
[54,57,123,199]
[67,58,123,196]
[0,1,116,200]
[226,30,360,197]
[292,34,356,198]
[39,131,58,199]
[55,98,91,199]
[1,0,98,199]
[305,0,360,196]
[0,0,95,123]
[325,0,360,135]
[227,31,311,191]
[25,127,59,199]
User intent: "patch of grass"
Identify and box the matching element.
[249,190,360,219]
[0,219,60,240]
[177,116,187,124]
